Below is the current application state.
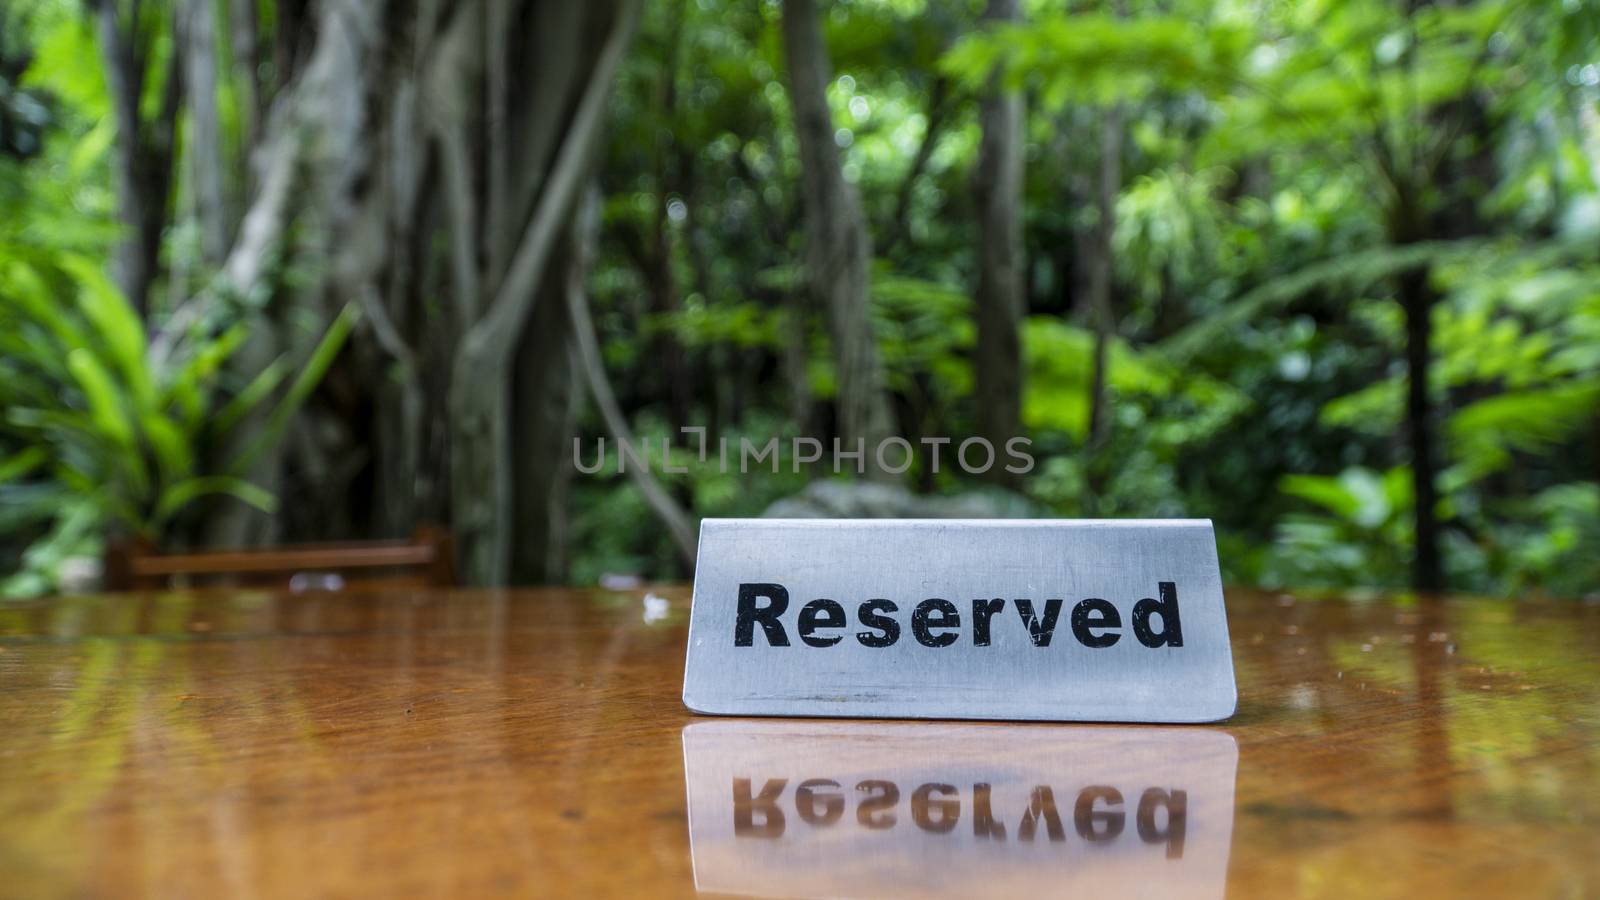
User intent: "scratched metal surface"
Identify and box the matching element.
[682,519,1237,723]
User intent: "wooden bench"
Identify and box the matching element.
[105,528,456,591]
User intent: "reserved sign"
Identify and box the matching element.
[682,519,1237,723]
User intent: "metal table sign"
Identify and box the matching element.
[682,519,1237,723]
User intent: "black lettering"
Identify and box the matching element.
[1132,582,1184,648]
[1019,786,1065,842]
[797,599,846,647]
[911,783,959,833]
[973,783,1006,840]
[1073,786,1125,841]
[856,780,900,829]
[733,777,787,839]
[735,583,790,647]
[1137,788,1188,858]
[795,779,844,826]
[855,599,901,647]
[1014,598,1065,647]
[911,599,961,647]
[971,598,1006,646]
[1071,598,1123,648]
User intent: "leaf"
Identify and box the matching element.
[163,320,250,425]
[1339,467,1396,530]
[943,15,1251,108]
[228,302,360,474]
[66,348,134,448]
[1022,316,1247,441]
[8,406,103,444]
[142,413,194,485]
[1161,239,1493,363]
[59,254,153,408]
[69,117,117,176]
[1449,379,1600,480]
[0,447,49,486]
[0,484,68,532]
[20,17,110,117]
[0,498,101,598]
[66,347,150,501]
[1281,473,1366,523]
[1321,380,1402,435]
[154,477,277,525]
[214,357,289,434]
[2,257,92,352]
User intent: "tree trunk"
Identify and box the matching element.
[229,0,263,147]
[511,230,581,585]
[448,352,513,583]
[782,291,814,430]
[94,0,180,320]
[96,0,642,581]
[781,0,897,478]
[370,78,437,537]
[375,366,426,536]
[972,0,1025,488]
[1399,264,1443,592]
[446,0,640,585]
[647,203,693,432]
[1086,106,1123,463]
[205,0,381,548]
[653,0,694,432]
[198,0,400,548]
[184,0,230,264]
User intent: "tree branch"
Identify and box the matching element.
[467,0,640,363]
[567,195,698,569]
[150,111,305,367]
[881,75,949,258]
[437,126,483,327]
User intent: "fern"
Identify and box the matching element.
[1161,239,1493,363]
[1450,379,1600,480]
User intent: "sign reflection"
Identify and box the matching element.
[683,721,1237,898]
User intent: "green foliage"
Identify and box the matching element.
[1450,380,1600,482]
[1161,239,1492,363]
[1487,484,1600,597]
[575,0,1600,596]
[1023,317,1246,443]
[22,13,109,118]
[1260,463,1600,598]
[1264,466,1416,589]
[872,273,974,401]
[943,14,1251,107]
[649,298,785,351]
[1113,168,1239,316]
[0,240,357,594]
[5,0,1599,600]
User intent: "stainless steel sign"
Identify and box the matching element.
[682,519,1236,722]
[682,721,1239,899]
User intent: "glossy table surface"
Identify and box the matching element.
[1,586,1597,898]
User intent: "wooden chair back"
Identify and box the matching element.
[105,528,456,592]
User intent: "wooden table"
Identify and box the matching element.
[1,586,1596,898]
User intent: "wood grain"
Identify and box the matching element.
[0,586,1596,898]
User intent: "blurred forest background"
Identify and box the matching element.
[2,0,1599,597]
